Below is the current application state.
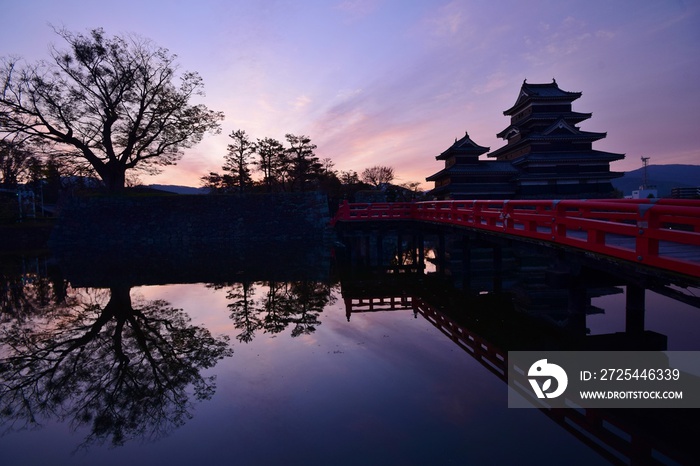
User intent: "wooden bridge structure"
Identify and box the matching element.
[332,199,700,280]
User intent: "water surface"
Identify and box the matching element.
[1,240,698,465]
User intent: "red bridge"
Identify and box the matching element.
[332,199,700,279]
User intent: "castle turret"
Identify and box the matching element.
[426,132,516,199]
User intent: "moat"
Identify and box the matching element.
[1,232,698,465]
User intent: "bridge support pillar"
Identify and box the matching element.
[625,284,646,334]
[396,231,405,267]
[376,231,384,267]
[417,233,425,266]
[437,233,446,275]
[462,236,472,290]
[493,245,502,293]
[349,234,366,267]
[408,231,418,266]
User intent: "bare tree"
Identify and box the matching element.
[0,138,34,187]
[0,27,223,192]
[361,165,394,187]
[320,157,335,175]
[339,170,360,185]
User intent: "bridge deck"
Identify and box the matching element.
[332,199,700,279]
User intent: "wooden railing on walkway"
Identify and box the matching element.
[332,199,700,278]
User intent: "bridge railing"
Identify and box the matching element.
[331,201,413,224]
[333,199,700,278]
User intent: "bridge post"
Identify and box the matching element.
[625,284,646,334]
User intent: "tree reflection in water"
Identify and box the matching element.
[0,285,232,448]
[217,280,335,343]
[224,281,260,343]
[286,281,334,337]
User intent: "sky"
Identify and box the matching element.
[1,0,699,189]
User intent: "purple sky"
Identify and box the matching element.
[2,0,698,188]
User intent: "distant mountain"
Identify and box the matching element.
[148,184,208,195]
[611,164,700,197]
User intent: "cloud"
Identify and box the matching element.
[425,1,466,38]
[334,0,379,19]
[595,30,615,40]
[523,15,616,64]
[648,2,700,34]
[291,94,312,110]
[471,72,509,95]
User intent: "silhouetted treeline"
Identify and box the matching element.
[201,129,426,210]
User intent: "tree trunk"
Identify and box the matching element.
[105,286,134,318]
[98,163,127,193]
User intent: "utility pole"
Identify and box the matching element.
[641,156,650,190]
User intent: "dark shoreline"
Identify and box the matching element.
[0,221,54,253]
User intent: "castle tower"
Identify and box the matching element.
[488,79,624,198]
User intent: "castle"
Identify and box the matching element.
[427,80,624,199]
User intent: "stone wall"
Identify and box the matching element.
[49,192,334,286]
[50,192,332,251]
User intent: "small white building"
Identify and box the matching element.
[628,187,658,199]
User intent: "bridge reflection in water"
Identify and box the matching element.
[335,223,699,466]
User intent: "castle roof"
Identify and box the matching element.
[496,111,592,138]
[427,183,516,198]
[436,132,490,160]
[426,161,517,181]
[510,150,625,166]
[504,79,582,116]
[516,170,625,181]
[490,117,608,158]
